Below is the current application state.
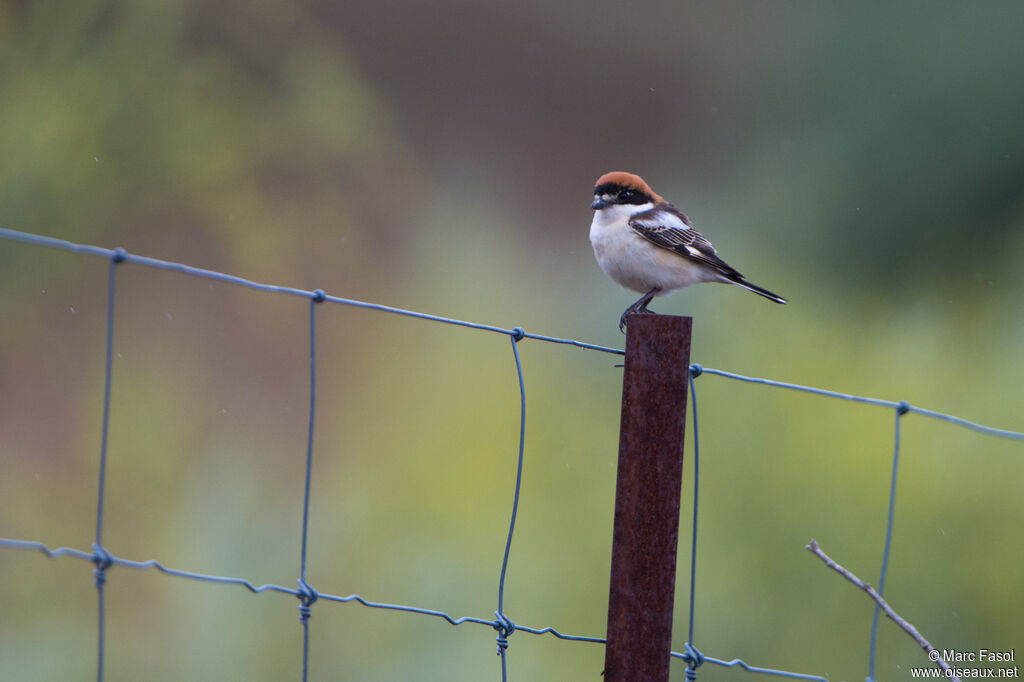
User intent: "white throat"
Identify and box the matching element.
[592,202,654,229]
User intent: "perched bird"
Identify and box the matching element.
[589,171,786,331]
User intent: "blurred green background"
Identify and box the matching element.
[2,1,1023,680]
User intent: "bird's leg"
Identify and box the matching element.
[618,287,661,332]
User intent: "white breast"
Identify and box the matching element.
[589,205,719,295]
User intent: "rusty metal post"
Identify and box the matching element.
[604,313,692,681]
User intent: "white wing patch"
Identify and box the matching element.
[628,206,691,232]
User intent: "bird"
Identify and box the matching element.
[589,171,786,331]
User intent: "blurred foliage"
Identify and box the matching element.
[1,1,1022,681]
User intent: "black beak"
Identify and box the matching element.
[591,197,609,210]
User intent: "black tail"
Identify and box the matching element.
[730,277,787,304]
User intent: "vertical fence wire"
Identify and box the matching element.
[495,328,527,681]
[684,366,704,680]
[93,248,125,682]
[868,400,910,681]
[297,291,325,681]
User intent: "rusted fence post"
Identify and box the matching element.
[604,314,692,681]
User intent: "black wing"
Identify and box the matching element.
[627,206,744,279]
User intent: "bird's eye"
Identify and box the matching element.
[620,190,635,201]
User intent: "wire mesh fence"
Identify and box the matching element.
[1,226,1021,681]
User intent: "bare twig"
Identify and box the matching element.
[805,539,960,682]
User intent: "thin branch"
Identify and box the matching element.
[805,539,960,682]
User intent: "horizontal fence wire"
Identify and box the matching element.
[0,227,621,355]
[694,365,1024,441]
[2,227,1023,682]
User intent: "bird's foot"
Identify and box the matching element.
[618,306,657,333]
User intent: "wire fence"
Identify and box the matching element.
[1,226,1022,681]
